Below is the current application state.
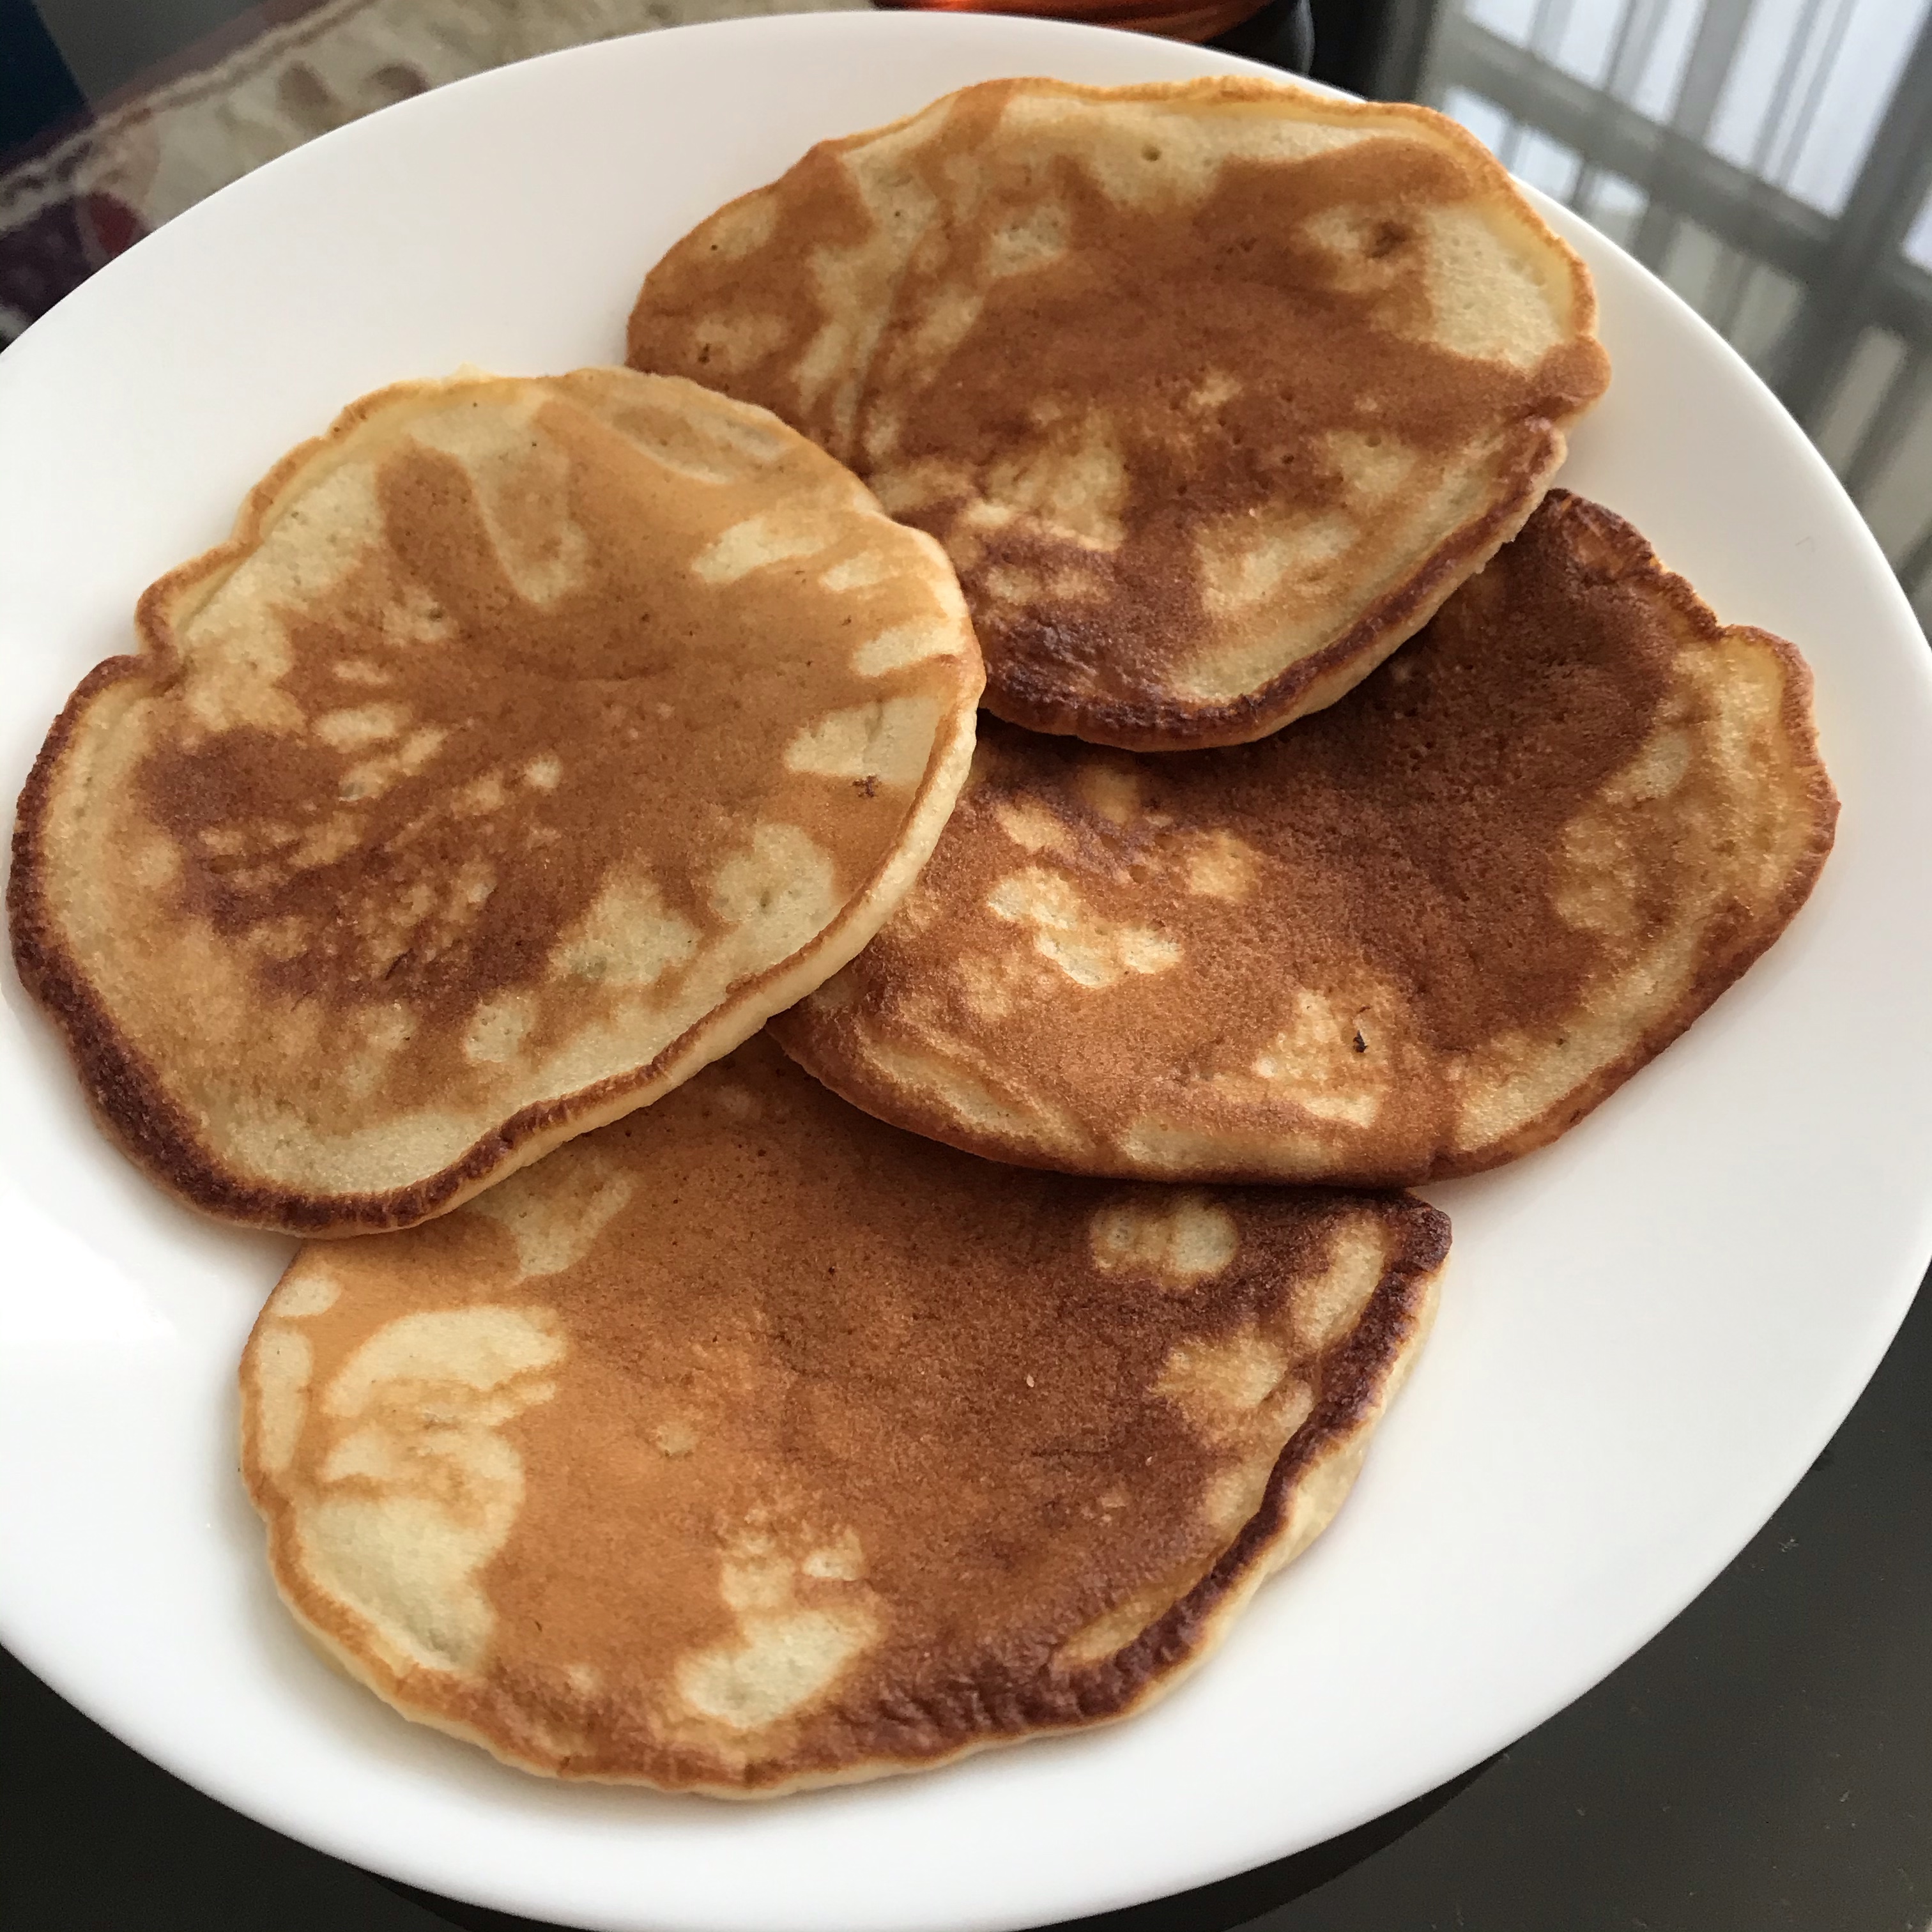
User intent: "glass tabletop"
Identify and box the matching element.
[3,4,1930,1928]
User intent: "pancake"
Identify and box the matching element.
[239,1034,1446,1795]
[772,492,1838,1186]
[626,75,1610,751]
[8,368,982,1234]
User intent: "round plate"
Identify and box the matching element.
[2,15,1929,1931]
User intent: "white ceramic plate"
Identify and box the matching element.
[3,13,1929,1931]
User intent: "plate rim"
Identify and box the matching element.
[2,12,1930,1931]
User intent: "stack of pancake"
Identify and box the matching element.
[8,75,1836,1796]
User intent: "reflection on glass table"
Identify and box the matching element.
[1398,0,1932,631]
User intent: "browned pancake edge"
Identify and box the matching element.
[252,1230,1439,1793]
[238,1040,1447,1793]
[8,380,982,1233]
[773,493,1839,1184]
[628,75,1611,751]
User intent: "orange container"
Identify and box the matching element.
[870,0,1266,47]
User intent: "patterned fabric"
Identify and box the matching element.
[0,0,859,341]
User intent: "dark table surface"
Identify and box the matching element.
[5,3,1932,1928]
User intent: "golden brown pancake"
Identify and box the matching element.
[774,493,1838,1185]
[9,369,982,1234]
[627,76,1609,750]
[239,1034,1446,1795]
